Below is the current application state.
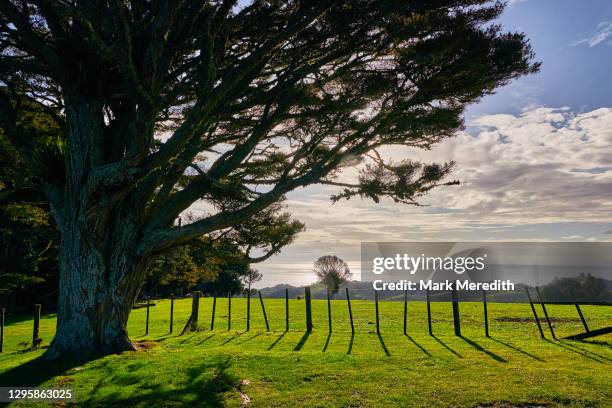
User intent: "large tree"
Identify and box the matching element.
[0,0,537,359]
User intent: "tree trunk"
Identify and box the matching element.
[45,94,148,360]
[45,218,145,360]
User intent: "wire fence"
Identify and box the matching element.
[1,285,610,354]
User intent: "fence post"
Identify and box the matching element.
[258,291,270,331]
[228,293,232,331]
[403,289,408,335]
[285,288,289,332]
[1,307,4,353]
[482,290,489,338]
[426,289,432,335]
[374,290,380,335]
[451,287,461,336]
[169,295,175,334]
[190,291,201,332]
[305,287,313,332]
[246,291,251,331]
[535,286,556,339]
[32,304,41,348]
[525,287,544,338]
[145,298,151,335]
[346,287,354,334]
[327,289,332,333]
[211,296,217,331]
[568,288,589,333]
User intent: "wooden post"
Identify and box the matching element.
[327,289,332,333]
[482,290,489,338]
[346,287,354,334]
[228,293,232,331]
[1,307,4,353]
[535,286,556,339]
[246,291,251,331]
[403,289,408,335]
[426,289,432,335]
[258,291,270,331]
[169,295,175,333]
[451,286,461,336]
[568,288,589,333]
[32,304,41,348]
[211,296,217,331]
[525,287,545,338]
[145,298,151,335]
[305,287,313,332]
[285,288,289,332]
[374,290,380,335]
[190,291,200,332]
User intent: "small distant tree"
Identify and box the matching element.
[241,268,263,295]
[314,255,351,296]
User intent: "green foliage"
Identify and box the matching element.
[540,274,611,304]
[0,104,60,292]
[313,255,352,295]
[144,237,254,296]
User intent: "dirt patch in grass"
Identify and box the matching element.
[495,317,579,323]
[132,340,159,351]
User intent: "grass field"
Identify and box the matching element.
[1,297,611,407]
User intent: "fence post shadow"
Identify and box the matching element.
[543,338,605,363]
[403,334,431,357]
[489,337,544,362]
[322,332,332,352]
[430,334,462,358]
[347,332,354,355]
[377,332,390,357]
[293,331,310,351]
[458,335,507,363]
[267,331,286,351]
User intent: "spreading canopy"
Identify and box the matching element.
[0,0,538,263]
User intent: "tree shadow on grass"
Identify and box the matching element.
[489,337,544,362]
[0,353,81,388]
[458,336,507,363]
[84,357,238,408]
[403,334,431,357]
[293,332,310,351]
[377,333,390,357]
[430,335,462,358]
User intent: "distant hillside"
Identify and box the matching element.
[258,275,612,304]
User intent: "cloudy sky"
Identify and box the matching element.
[253,0,612,287]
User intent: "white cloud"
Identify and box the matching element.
[281,105,612,245]
[571,21,612,47]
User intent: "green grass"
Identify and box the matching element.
[1,298,611,407]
